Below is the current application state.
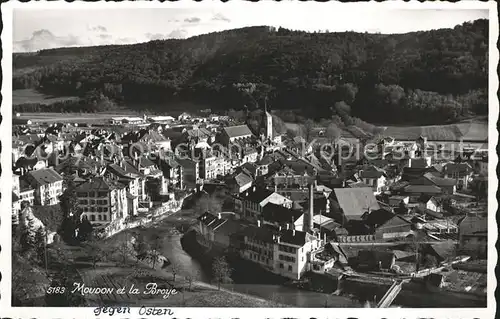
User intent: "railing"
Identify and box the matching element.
[337,235,376,243]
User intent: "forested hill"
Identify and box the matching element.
[13,19,488,125]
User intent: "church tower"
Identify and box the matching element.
[264,99,273,140]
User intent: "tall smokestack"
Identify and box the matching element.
[308,183,314,232]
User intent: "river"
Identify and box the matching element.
[161,233,361,307]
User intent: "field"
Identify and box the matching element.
[13,89,79,105]
[286,119,488,143]
[381,122,488,142]
[14,112,133,124]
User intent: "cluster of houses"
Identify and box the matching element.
[12,109,488,280]
[11,109,279,230]
[196,121,489,280]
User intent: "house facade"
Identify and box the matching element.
[358,168,387,194]
[442,163,473,190]
[273,230,322,280]
[25,168,64,206]
[459,214,487,258]
[75,177,128,225]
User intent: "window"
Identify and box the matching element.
[90,215,95,221]
[98,215,102,221]
[90,199,96,205]
[279,263,284,269]
[103,215,107,221]
[288,265,292,272]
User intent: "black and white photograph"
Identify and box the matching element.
[1,1,497,317]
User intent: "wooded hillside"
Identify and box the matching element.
[13,20,488,125]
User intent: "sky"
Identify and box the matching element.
[12,4,489,52]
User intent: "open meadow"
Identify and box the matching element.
[13,89,79,105]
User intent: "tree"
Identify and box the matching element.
[185,274,195,291]
[212,256,232,290]
[303,119,315,142]
[20,212,37,252]
[12,255,43,306]
[77,216,93,242]
[272,114,288,135]
[134,233,151,262]
[170,262,180,282]
[325,123,341,144]
[59,188,83,243]
[115,235,133,265]
[149,234,163,269]
[34,227,47,269]
[286,128,297,139]
[85,239,110,268]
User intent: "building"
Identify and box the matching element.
[332,188,380,222]
[226,171,253,194]
[149,115,175,123]
[75,177,128,225]
[105,162,145,217]
[240,225,323,280]
[19,179,36,205]
[160,157,183,189]
[358,166,387,194]
[236,186,292,222]
[418,195,441,213]
[199,154,228,180]
[177,158,200,189]
[374,215,412,240]
[403,184,443,196]
[122,117,145,125]
[262,203,304,230]
[458,214,487,258]
[221,125,253,145]
[274,229,322,280]
[197,212,242,250]
[25,168,64,206]
[178,112,191,121]
[265,109,273,140]
[442,162,473,190]
[388,195,410,208]
[12,192,22,218]
[408,157,431,168]
[476,157,488,176]
[356,250,396,271]
[241,225,276,271]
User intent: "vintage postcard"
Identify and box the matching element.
[0,1,498,318]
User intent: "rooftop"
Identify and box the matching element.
[223,125,253,138]
[26,167,63,186]
[333,187,380,218]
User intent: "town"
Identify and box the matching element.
[11,105,488,307]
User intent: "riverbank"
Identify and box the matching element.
[179,228,361,307]
[93,213,286,307]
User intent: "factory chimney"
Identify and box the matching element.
[308,182,314,233]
